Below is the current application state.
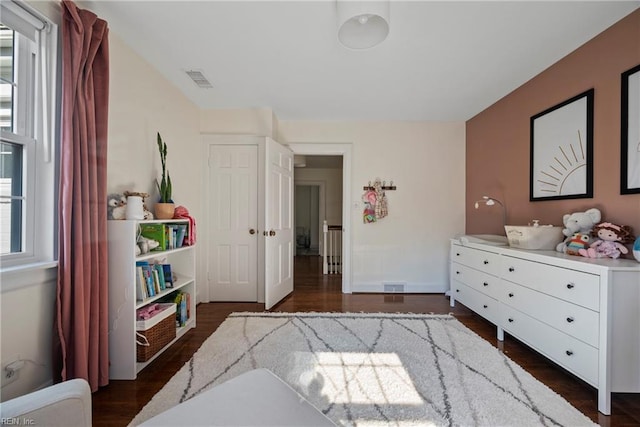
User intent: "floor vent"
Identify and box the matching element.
[383,282,406,293]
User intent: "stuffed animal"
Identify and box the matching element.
[107,193,127,220]
[556,208,601,253]
[579,222,635,259]
[564,232,591,256]
[135,236,160,256]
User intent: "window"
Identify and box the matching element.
[0,1,58,268]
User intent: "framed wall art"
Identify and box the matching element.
[530,89,594,201]
[621,64,640,194]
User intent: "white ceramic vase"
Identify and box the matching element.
[125,196,145,220]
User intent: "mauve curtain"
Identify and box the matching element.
[54,0,110,391]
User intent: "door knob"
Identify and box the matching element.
[269,230,276,236]
[249,228,256,235]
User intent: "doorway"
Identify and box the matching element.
[288,143,352,294]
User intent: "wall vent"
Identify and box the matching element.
[185,69,213,88]
[383,282,406,293]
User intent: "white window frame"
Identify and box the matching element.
[0,0,58,271]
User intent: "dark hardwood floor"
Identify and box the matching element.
[92,256,640,426]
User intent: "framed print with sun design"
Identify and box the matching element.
[621,64,640,194]
[530,89,594,201]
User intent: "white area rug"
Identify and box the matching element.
[131,312,596,426]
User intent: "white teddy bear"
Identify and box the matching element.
[556,208,602,253]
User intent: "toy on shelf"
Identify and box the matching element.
[633,236,640,262]
[579,222,635,259]
[107,193,127,220]
[556,208,601,253]
[564,232,592,256]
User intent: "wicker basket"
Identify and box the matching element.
[136,303,176,362]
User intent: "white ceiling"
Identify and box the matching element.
[83,1,639,122]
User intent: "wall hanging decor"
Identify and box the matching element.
[621,64,640,194]
[530,89,594,201]
[361,179,394,223]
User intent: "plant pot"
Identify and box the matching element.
[155,203,175,220]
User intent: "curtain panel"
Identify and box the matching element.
[55,0,110,391]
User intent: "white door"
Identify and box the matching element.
[264,138,294,309]
[208,145,258,301]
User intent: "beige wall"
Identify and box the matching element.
[107,34,202,215]
[200,108,278,138]
[466,10,640,246]
[279,121,466,292]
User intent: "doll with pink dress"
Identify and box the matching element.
[578,222,635,259]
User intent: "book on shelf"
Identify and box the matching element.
[151,269,161,294]
[175,224,187,248]
[136,260,175,300]
[139,223,167,251]
[166,224,176,250]
[154,264,166,291]
[136,261,154,298]
[174,291,189,327]
[135,266,146,300]
[162,264,174,288]
[156,290,190,327]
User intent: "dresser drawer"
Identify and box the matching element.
[500,304,598,386]
[451,262,503,300]
[451,244,501,276]
[500,282,599,347]
[452,280,499,324]
[502,256,599,311]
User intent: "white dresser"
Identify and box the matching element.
[450,239,640,415]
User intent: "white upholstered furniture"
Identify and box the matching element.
[0,378,92,427]
[139,368,336,426]
[450,239,640,415]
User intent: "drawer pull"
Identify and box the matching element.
[508,267,515,272]
[483,282,489,287]
[483,260,489,265]
[483,304,488,309]
[456,271,460,275]
[566,283,575,289]
[566,350,574,356]
[508,318,514,323]
[456,253,460,256]
[566,317,575,323]
[456,289,460,293]
[508,293,514,298]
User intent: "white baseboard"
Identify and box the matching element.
[350,281,447,293]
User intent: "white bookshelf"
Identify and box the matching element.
[107,219,196,380]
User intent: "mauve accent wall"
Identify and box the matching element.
[466,9,640,249]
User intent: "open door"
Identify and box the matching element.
[264,138,294,309]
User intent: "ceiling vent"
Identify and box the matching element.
[185,69,213,89]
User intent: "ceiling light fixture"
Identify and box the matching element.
[337,0,389,50]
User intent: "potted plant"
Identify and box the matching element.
[154,132,175,219]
